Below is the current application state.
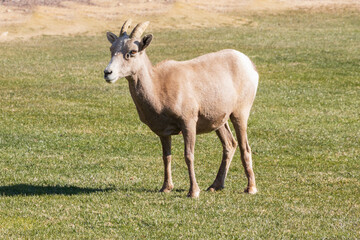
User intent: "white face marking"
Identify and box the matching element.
[104,36,139,83]
[104,56,121,83]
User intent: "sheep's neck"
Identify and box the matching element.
[126,53,161,120]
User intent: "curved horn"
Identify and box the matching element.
[130,21,150,39]
[120,19,132,36]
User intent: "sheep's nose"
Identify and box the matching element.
[104,69,112,76]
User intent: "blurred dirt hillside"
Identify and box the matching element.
[0,0,359,41]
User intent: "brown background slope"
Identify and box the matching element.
[0,0,359,41]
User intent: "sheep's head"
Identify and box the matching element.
[104,20,153,83]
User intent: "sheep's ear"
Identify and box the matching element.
[106,32,117,44]
[139,34,153,52]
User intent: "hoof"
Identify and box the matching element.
[244,186,257,194]
[187,190,200,198]
[207,185,224,192]
[159,184,174,193]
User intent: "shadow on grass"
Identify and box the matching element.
[0,184,114,196]
[114,186,187,194]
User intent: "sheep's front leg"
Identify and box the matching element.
[182,121,200,198]
[159,135,174,193]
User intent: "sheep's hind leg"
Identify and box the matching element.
[230,113,257,194]
[159,135,174,193]
[208,122,237,192]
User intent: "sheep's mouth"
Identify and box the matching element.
[106,79,115,84]
[104,76,118,84]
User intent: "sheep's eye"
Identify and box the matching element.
[130,50,137,56]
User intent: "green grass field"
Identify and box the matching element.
[1,9,359,239]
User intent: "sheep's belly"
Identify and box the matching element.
[196,112,229,134]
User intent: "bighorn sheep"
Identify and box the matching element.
[104,20,258,198]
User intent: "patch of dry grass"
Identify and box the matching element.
[0,0,91,7]
[1,0,359,41]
